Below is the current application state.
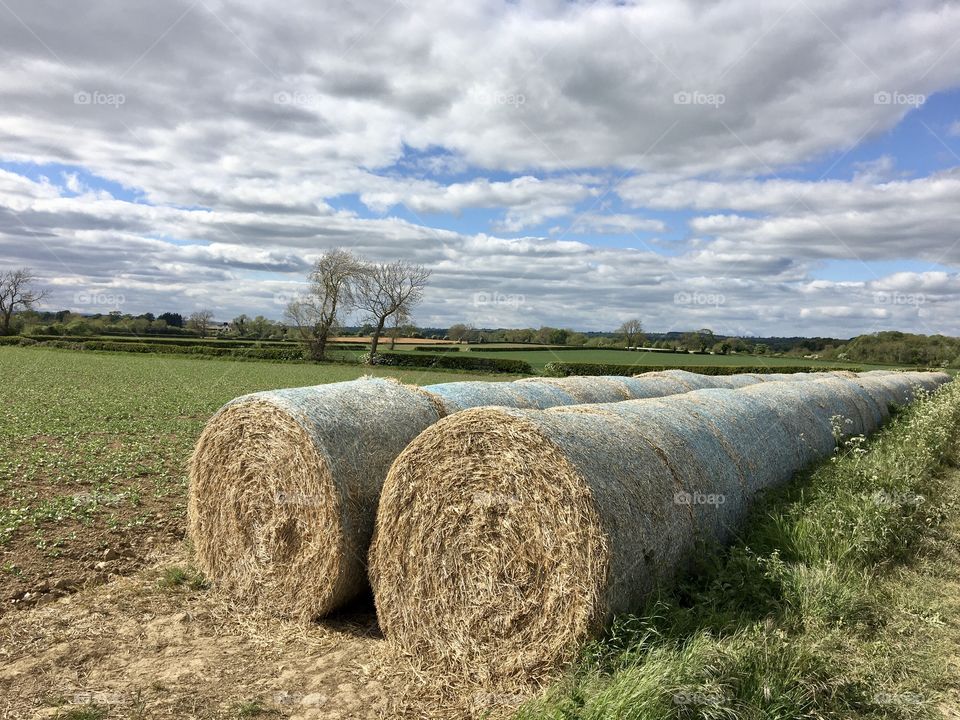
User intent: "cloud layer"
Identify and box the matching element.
[1,0,959,336]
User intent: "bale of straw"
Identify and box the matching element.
[516,375,635,403]
[190,368,739,619]
[669,387,813,496]
[188,377,445,620]
[556,399,748,545]
[422,381,544,413]
[372,373,946,675]
[371,406,686,679]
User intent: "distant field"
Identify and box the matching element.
[461,347,875,371]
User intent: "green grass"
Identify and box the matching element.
[518,381,960,719]
[159,565,208,590]
[0,346,504,549]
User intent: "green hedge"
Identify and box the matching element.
[365,351,531,374]
[25,334,297,349]
[467,345,582,352]
[414,345,461,353]
[542,362,863,377]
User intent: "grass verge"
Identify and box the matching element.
[518,380,960,719]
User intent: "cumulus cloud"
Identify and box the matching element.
[1,0,960,336]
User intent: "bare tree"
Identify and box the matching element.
[617,318,644,349]
[387,306,411,350]
[355,260,431,361]
[0,268,46,335]
[285,249,362,360]
[187,309,215,338]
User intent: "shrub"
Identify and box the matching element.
[362,351,531,374]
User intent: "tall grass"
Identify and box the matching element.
[518,381,960,720]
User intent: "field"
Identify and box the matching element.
[3,345,960,719]
[0,346,500,613]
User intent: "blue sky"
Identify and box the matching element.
[1,0,959,337]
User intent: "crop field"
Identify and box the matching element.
[3,345,960,720]
[0,346,498,610]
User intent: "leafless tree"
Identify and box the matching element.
[355,260,431,361]
[285,249,362,360]
[187,309,215,338]
[617,318,644,349]
[0,268,47,335]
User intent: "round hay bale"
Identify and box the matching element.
[370,406,690,678]
[517,375,634,403]
[562,398,748,545]
[634,369,721,391]
[667,389,808,497]
[741,377,877,439]
[720,373,767,387]
[187,377,444,620]
[422,381,542,413]
[371,372,941,676]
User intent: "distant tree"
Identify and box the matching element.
[285,249,362,360]
[187,309,215,338]
[754,343,769,355]
[158,312,183,328]
[355,259,431,361]
[231,314,251,337]
[448,323,472,343]
[0,268,47,335]
[617,319,644,349]
[567,332,588,346]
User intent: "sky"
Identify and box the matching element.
[1,0,959,338]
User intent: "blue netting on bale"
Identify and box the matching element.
[370,371,950,678]
[422,381,539,413]
[586,399,747,546]
[188,377,443,620]
[518,376,635,403]
[667,389,804,498]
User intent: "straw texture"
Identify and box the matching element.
[370,372,952,676]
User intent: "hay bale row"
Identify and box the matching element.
[188,370,798,619]
[369,371,952,678]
